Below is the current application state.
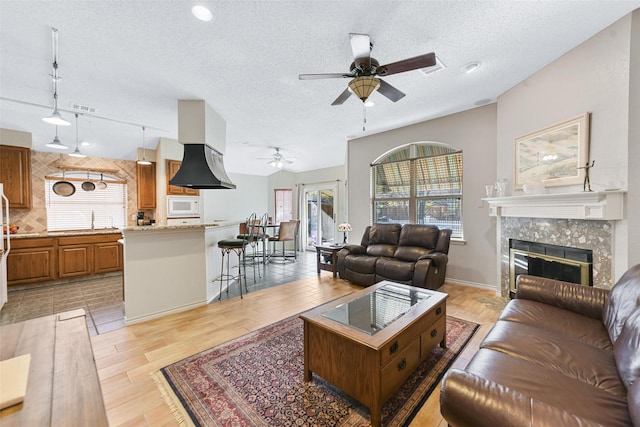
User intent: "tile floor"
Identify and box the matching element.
[1,250,321,335]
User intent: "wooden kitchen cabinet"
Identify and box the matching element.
[6,238,56,284]
[7,233,123,285]
[136,161,156,209]
[166,159,200,196]
[0,144,32,209]
[58,244,94,278]
[94,241,123,273]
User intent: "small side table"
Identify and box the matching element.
[315,244,345,278]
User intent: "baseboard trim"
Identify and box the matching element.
[124,301,207,326]
[445,278,499,293]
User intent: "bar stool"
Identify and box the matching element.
[237,213,262,281]
[215,237,248,300]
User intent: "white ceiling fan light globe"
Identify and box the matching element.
[276,160,283,168]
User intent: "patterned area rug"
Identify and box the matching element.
[154,315,478,426]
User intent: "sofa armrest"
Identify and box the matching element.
[418,252,448,268]
[516,275,608,320]
[440,370,605,427]
[339,244,366,255]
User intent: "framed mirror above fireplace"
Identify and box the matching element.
[509,239,593,299]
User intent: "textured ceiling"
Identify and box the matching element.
[1,1,638,176]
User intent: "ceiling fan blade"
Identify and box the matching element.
[377,52,436,76]
[331,87,353,105]
[349,33,371,70]
[299,73,353,80]
[377,79,406,102]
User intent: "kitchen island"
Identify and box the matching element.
[121,221,241,325]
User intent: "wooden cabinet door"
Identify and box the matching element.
[166,159,199,196]
[59,244,94,278]
[0,145,32,209]
[136,162,156,209]
[166,160,184,195]
[7,247,56,285]
[94,242,123,273]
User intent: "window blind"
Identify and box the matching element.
[45,178,126,231]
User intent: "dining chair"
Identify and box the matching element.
[268,220,300,263]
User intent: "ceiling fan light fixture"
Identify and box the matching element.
[192,5,213,21]
[364,100,375,107]
[348,77,380,102]
[276,160,283,169]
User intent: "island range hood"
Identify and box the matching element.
[169,100,236,189]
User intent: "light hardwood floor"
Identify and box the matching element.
[91,276,501,426]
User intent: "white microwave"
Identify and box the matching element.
[167,196,200,218]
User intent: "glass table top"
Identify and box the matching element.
[321,283,432,335]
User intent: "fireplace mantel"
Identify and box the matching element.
[484,190,625,220]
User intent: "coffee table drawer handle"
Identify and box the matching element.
[398,358,407,370]
[431,328,438,338]
[390,341,399,354]
[436,306,442,315]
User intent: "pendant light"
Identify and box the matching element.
[45,126,68,150]
[137,126,151,165]
[68,113,86,158]
[42,28,71,126]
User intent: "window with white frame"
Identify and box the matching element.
[45,172,126,231]
[371,143,463,239]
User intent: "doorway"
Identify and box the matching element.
[303,186,337,250]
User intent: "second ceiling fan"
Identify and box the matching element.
[299,33,436,105]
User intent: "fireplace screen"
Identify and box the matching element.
[509,239,592,298]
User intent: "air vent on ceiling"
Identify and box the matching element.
[420,56,446,76]
[69,102,97,114]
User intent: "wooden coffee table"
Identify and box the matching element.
[299,281,448,427]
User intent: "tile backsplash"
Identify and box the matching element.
[9,150,138,233]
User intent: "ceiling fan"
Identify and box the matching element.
[258,147,294,168]
[299,33,436,105]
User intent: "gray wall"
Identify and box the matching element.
[347,105,498,288]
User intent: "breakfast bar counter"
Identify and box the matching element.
[121,221,241,325]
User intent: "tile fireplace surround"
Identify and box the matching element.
[485,191,625,296]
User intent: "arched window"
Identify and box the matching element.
[371,142,463,239]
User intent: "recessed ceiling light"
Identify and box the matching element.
[192,5,212,21]
[80,141,91,147]
[364,100,375,107]
[461,61,481,74]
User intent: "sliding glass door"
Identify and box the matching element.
[303,187,336,249]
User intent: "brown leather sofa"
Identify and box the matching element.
[336,223,451,289]
[440,265,640,427]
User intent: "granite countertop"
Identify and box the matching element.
[6,228,123,239]
[122,220,242,232]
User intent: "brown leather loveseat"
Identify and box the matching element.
[336,223,451,289]
[440,265,640,426]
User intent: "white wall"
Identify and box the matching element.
[497,12,635,279]
[347,105,498,288]
[201,172,268,223]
